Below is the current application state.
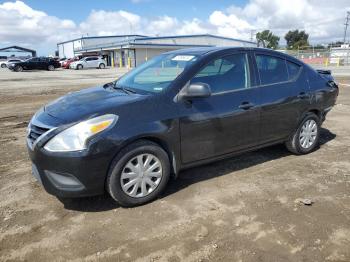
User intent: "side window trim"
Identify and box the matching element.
[191,51,253,95]
[253,52,303,87]
[286,60,303,81]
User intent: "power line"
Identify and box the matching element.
[344,11,350,43]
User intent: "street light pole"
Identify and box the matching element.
[344,11,350,44]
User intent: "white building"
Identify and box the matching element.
[57,34,256,68]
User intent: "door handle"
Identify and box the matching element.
[239,102,255,110]
[298,92,309,99]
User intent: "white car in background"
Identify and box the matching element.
[1,58,23,68]
[70,56,106,70]
[59,58,67,66]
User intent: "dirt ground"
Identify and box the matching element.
[0,67,349,262]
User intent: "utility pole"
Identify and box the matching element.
[344,11,350,44]
[250,30,256,42]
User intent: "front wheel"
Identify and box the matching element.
[15,65,23,72]
[285,113,320,155]
[106,140,170,207]
[47,65,55,71]
[1,64,6,68]
[77,64,83,70]
[99,63,105,69]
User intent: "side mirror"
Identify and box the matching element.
[180,82,211,100]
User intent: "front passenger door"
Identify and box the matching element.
[27,58,39,70]
[179,52,261,164]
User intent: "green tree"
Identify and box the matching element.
[256,30,280,49]
[285,30,309,50]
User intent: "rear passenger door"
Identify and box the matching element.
[179,51,261,163]
[253,52,309,143]
[86,57,98,68]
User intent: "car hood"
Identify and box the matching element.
[44,86,146,124]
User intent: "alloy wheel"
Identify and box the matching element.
[120,153,163,198]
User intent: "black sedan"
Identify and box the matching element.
[8,57,61,72]
[26,47,338,207]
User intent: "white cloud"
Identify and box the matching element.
[0,0,77,50]
[232,0,350,43]
[1,0,350,55]
[79,10,142,36]
[145,16,179,35]
[176,18,208,35]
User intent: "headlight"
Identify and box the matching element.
[44,114,118,152]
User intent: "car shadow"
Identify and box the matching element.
[60,127,336,212]
[58,194,120,212]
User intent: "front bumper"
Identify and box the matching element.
[26,113,121,198]
[27,139,116,197]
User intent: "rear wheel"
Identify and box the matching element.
[99,63,105,69]
[285,113,320,154]
[77,64,83,70]
[15,65,23,72]
[106,140,170,207]
[1,64,6,68]
[47,65,55,71]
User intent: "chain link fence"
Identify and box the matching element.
[281,45,350,66]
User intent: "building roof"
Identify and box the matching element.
[57,34,256,47]
[57,34,148,45]
[0,45,37,57]
[0,45,36,53]
[135,34,256,44]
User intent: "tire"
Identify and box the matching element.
[285,112,320,155]
[77,64,83,70]
[106,140,170,207]
[15,65,23,72]
[1,64,6,68]
[47,65,55,71]
[99,63,105,69]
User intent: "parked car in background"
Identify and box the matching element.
[1,58,23,68]
[26,47,338,207]
[59,58,67,67]
[8,57,61,72]
[62,57,79,69]
[70,56,106,70]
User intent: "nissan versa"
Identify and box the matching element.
[27,47,338,207]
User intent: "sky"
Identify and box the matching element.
[0,0,350,55]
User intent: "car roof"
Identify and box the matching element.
[164,46,302,64]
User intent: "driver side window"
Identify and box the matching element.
[191,53,250,93]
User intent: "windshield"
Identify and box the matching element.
[116,53,198,93]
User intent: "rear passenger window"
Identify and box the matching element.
[191,53,250,93]
[286,61,301,80]
[256,55,288,85]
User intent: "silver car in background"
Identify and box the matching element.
[1,58,23,68]
[70,56,106,70]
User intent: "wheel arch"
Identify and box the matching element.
[307,109,322,120]
[108,136,179,180]
[288,108,322,141]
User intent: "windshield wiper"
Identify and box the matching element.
[113,82,137,94]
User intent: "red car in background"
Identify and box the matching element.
[62,57,80,69]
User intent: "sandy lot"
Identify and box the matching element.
[0,67,349,262]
